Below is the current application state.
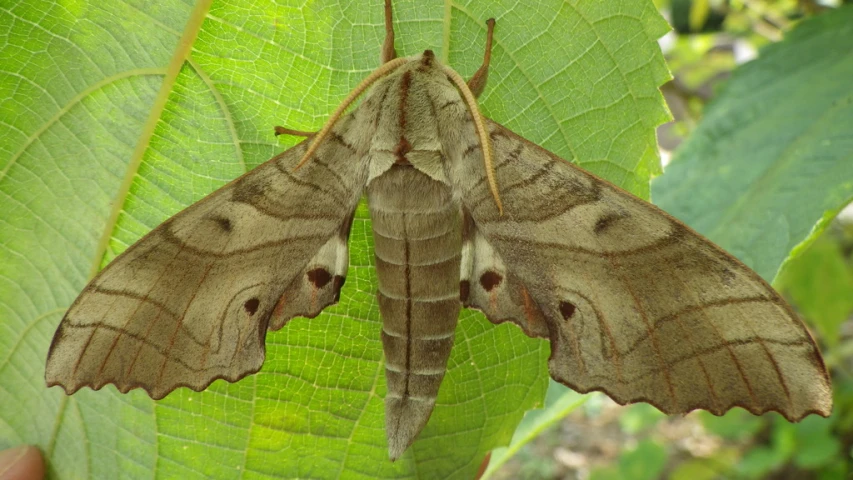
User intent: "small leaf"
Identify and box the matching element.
[699,410,765,441]
[794,434,841,469]
[689,0,711,31]
[619,404,666,435]
[589,465,623,480]
[670,448,740,480]
[791,415,841,469]
[618,441,668,480]
[738,446,787,479]
[776,232,853,347]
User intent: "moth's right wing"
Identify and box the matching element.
[46,123,368,399]
[452,118,831,421]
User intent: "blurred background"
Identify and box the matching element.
[491,0,853,478]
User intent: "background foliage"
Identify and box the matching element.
[1,0,850,478]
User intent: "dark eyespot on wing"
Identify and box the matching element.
[209,215,232,232]
[244,298,260,315]
[559,301,576,320]
[480,271,503,291]
[594,213,622,234]
[307,268,332,289]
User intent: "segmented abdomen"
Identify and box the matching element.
[366,166,462,453]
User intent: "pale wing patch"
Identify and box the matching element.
[269,211,354,329]
[460,210,549,339]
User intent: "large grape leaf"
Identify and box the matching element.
[652,5,853,283]
[0,0,669,478]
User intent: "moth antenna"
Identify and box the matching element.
[443,65,504,215]
[294,57,408,171]
[381,0,397,64]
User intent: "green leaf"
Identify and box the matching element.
[585,440,670,480]
[618,441,668,480]
[769,418,797,462]
[670,447,740,480]
[689,0,711,32]
[0,0,669,478]
[618,403,666,435]
[791,415,841,469]
[589,465,623,480]
[652,5,853,282]
[817,459,848,480]
[776,232,853,347]
[699,409,765,441]
[731,414,840,479]
[738,446,787,479]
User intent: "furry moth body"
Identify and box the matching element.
[46,1,832,461]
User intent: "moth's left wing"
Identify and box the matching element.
[46,128,368,399]
[453,119,832,420]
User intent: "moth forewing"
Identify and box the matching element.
[45,134,368,400]
[453,119,832,421]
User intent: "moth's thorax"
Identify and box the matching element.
[357,51,476,186]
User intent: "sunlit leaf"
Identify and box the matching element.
[0,0,669,478]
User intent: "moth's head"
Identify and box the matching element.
[380,49,445,84]
[398,50,444,76]
[400,49,441,74]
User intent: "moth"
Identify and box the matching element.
[46,0,832,461]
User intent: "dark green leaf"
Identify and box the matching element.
[653,6,853,282]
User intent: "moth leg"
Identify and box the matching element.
[274,126,316,137]
[467,18,496,98]
[381,0,397,64]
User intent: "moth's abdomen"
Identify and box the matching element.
[366,167,462,459]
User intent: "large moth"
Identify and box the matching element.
[46,0,832,461]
